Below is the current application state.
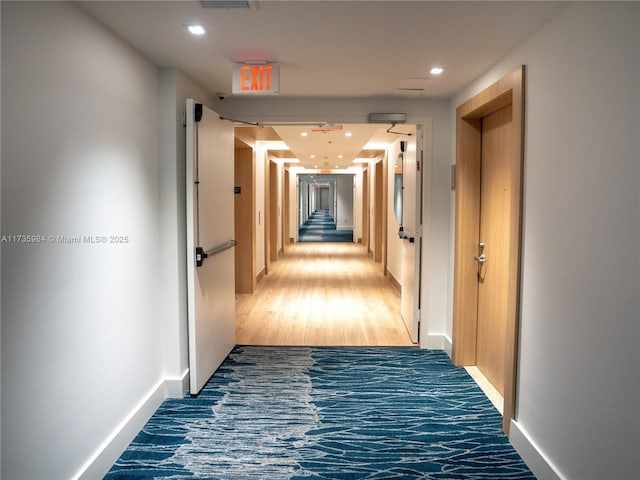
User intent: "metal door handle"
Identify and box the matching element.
[474,254,486,264]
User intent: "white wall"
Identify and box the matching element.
[335,175,354,230]
[386,141,403,282]
[158,69,185,388]
[299,176,309,225]
[255,145,266,275]
[0,1,3,468]
[1,2,164,478]
[329,183,335,217]
[450,3,640,479]
[158,69,217,393]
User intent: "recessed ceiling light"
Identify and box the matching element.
[345,132,353,137]
[338,154,343,159]
[186,25,206,35]
[335,165,339,168]
[430,66,444,76]
[301,132,308,137]
[314,165,318,168]
[310,154,315,159]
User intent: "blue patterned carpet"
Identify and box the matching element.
[105,347,535,479]
[299,210,353,243]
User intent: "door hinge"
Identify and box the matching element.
[181,111,187,127]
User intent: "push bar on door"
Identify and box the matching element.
[398,227,415,243]
[195,239,237,267]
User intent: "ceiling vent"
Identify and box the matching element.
[201,1,250,8]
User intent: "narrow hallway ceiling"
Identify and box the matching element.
[236,123,411,169]
[79,1,568,98]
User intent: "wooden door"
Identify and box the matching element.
[476,106,513,395]
[268,160,278,262]
[362,167,369,247]
[452,66,524,433]
[234,147,255,294]
[284,169,290,246]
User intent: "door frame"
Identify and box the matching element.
[234,145,256,293]
[373,158,385,264]
[283,168,290,247]
[452,66,525,434]
[362,167,369,247]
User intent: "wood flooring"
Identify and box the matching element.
[236,242,415,346]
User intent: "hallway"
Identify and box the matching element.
[236,242,414,346]
[298,209,354,243]
[4,3,639,479]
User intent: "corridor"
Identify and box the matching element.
[298,209,354,243]
[236,242,414,346]
[3,2,638,479]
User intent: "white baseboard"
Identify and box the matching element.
[419,333,452,356]
[443,335,452,358]
[422,333,444,350]
[386,270,401,293]
[164,369,190,398]
[74,373,188,480]
[510,420,566,480]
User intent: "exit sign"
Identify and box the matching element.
[232,63,280,95]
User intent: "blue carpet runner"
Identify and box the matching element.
[105,347,535,479]
[299,209,353,243]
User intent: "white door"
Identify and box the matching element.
[400,127,422,343]
[185,100,236,394]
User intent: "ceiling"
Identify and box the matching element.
[271,123,404,169]
[235,123,413,168]
[79,0,568,168]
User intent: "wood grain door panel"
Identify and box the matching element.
[476,105,513,395]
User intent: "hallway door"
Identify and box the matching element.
[186,100,236,395]
[452,66,524,433]
[319,187,330,210]
[284,169,290,246]
[476,106,512,395]
[234,146,255,294]
[268,160,278,263]
[399,131,422,343]
[362,168,370,248]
